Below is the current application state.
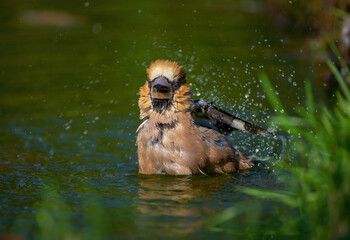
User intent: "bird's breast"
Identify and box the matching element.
[136,114,207,174]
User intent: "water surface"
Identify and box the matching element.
[0,0,316,238]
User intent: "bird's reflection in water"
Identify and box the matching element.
[134,171,279,237]
[136,175,202,217]
[134,174,219,237]
[135,169,276,218]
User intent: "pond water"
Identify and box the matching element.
[0,0,319,239]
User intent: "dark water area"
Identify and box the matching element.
[0,0,321,239]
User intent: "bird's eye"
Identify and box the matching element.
[172,80,181,91]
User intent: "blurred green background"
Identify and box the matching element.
[0,0,332,239]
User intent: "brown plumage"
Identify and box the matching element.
[136,59,270,175]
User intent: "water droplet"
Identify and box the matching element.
[92,23,102,34]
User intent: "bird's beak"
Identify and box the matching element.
[151,77,173,100]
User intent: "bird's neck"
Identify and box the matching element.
[147,110,192,128]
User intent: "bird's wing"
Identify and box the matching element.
[191,99,275,137]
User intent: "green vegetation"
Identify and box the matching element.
[8,186,112,240]
[207,54,350,239]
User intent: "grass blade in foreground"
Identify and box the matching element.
[258,72,285,115]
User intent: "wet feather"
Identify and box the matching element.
[137,59,270,175]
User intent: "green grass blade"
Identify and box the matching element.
[241,187,298,207]
[324,33,350,75]
[259,72,285,114]
[326,59,350,100]
[305,80,315,116]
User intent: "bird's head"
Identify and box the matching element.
[138,59,193,119]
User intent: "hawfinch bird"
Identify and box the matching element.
[136,60,273,175]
